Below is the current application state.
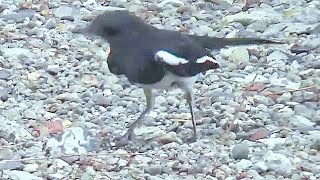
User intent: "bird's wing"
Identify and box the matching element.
[150,32,220,77]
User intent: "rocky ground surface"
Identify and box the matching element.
[0,0,320,179]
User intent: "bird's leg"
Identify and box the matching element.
[185,89,197,142]
[117,88,155,143]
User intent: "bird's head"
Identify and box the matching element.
[82,10,151,39]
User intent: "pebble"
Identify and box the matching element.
[293,104,316,119]
[53,5,74,18]
[156,96,167,105]
[228,47,250,63]
[157,132,183,144]
[291,115,315,133]
[235,159,253,171]
[144,164,163,175]
[46,64,60,75]
[252,162,268,173]
[4,170,42,180]
[23,164,39,173]
[92,93,112,107]
[0,69,11,80]
[265,151,294,176]
[232,143,249,160]
[23,109,38,119]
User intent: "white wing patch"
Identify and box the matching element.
[155,50,188,66]
[196,56,219,64]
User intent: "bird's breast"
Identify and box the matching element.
[137,71,198,90]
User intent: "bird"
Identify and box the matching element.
[80,10,283,145]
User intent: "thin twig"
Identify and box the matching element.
[251,73,259,84]
[225,73,259,134]
[0,152,144,163]
[264,85,316,96]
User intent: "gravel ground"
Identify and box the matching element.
[0,0,320,179]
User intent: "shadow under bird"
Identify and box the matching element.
[80,10,284,145]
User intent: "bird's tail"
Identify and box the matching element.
[189,35,285,49]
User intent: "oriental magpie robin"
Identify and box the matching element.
[81,10,283,145]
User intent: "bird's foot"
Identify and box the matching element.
[186,134,197,143]
[114,129,136,147]
[137,119,143,128]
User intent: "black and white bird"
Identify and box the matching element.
[81,10,282,144]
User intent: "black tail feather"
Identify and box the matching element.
[189,35,285,49]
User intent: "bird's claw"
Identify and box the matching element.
[114,129,136,147]
[186,134,197,143]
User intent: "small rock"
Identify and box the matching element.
[3,9,36,23]
[2,48,31,58]
[0,157,23,171]
[294,104,316,120]
[291,115,315,133]
[166,96,179,105]
[156,96,167,105]
[144,164,163,175]
[232,143,249,160]
[235,159,253,171]
[252,162,268,173]
[5,170,42,180]
[47,173,64,179]
[158,0,184,7]
[265,151,293,176]
[23,164,39,173]
[157,132,183,144]
[228,47,250,63]
[81,74,99,87]
[27,72,41,81]
[46,65,60,75]
[130,88,144,98]
[55,93,79,102]
[177,5,193,13]
[45,19,57,29]
[258,138,286,149]
[53,5,73,18]
[92,93,111,107]
[53,159,70,169]
[46,127,99,155]
[0,69,11,80]
[39,4,49,16]
[310,141,320,151]
[23,109,38,119]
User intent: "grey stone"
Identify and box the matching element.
[4,170,42,180]
[291,115,315,133]
[45,19,57,29]
[23,109,38,119]
[145,164,163,175]
[157,132,183,144]
[235,159,253,171]
[2,9,36,23]
[53,5,74,18]
[0,69,11,80]
[155,96,167,105]
[252,162,268,173]
[294,104,316,120]
[23,164,39,173]
[46,127,100,155]
[232,143,249,160]
[46,65,60,75]
[265,152,294,176]
[92,93,111,106]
